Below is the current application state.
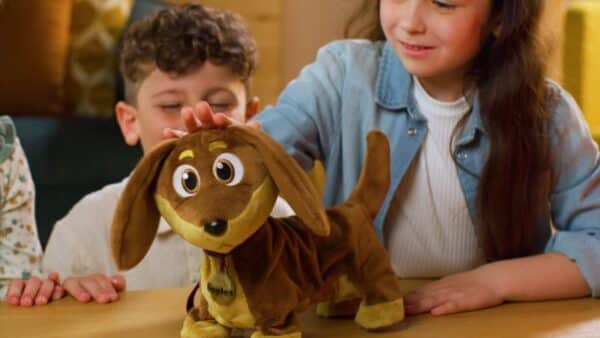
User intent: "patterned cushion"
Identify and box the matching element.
[0,1,72,116]
[65,0,134,117]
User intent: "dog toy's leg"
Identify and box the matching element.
[354,252,405,329]
[316,274,361,318]
[181,309,230,338]
[250,312,301,338]
[181,290,230,338]
[181,317,230,338]
[250,331,301,338]
[316,298,361,318]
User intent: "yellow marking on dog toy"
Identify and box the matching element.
[179,150,194,160]
[209,141,228,152]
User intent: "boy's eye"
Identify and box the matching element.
[432,0,456,9]
[160,103,182,111]
[208,102,232,112]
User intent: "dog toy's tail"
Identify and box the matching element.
[347,130,391,220]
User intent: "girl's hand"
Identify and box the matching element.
[163,101,261,139]
[6,272,65,306]
[404,266,505,316]
[62,274,126,304]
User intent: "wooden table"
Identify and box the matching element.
[1,280,599,338]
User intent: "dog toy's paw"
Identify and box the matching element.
[316,298,361,318]
[250,330,302,338]
[181,316,229,338]
[354,297,405,330]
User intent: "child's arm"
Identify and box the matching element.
[7,181,128,306]
[0,136,44,301]
[404,253,590,316]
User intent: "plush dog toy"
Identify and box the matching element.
[111,126,404,338]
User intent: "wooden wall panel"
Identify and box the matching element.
[169,0,283,106]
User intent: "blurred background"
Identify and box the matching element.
[0,0,597,247]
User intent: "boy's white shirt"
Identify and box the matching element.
[42,178,295,291]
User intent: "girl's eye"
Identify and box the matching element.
[212,153,244,186]
[172,164,200,198]
[432,0,456,9]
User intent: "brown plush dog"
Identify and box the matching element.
[111,126,404,338]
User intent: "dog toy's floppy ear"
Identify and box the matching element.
[230,126,330,236]
[111,139,177,270]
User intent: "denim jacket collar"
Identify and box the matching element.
[375,41,487,145]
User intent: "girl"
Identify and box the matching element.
[0,116,56,305]
[169,0,599,316]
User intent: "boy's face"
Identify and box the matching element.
[116,62,258,153]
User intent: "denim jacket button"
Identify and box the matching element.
[408,128,417,136]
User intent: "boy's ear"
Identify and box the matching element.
[245,96,260,121]
[116,101,140,146]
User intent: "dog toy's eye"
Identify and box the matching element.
[173,164,200,198]
[213,153,244,186]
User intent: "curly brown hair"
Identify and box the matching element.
[119,4,257,104]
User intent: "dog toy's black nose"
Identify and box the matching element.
[204,219,228,236]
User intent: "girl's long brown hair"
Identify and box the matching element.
[347,0,553,260]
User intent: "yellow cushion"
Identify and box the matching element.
[564,1,600,142]
[65,0,133,117]
[0,1,72,116]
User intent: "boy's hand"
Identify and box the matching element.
[163,101,260,139]
[62,274,126,304]
[6,272,65,306]
[404,265,505,316]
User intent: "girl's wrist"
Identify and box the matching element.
[477,260,511,301]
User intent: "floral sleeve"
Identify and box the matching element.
[0,138,43,299]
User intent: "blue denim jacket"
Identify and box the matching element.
[256,40,600,296]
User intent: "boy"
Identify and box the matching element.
[7,4,292,306]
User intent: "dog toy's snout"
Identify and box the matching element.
[205,219,228,236]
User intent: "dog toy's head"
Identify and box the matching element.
[111,126,329,270]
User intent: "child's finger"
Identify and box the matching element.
[430,300,459,316]
[63,278,91,303]
[94,275,118,302]
[196,101,219,128]
[19,277,42,307]
[246,120,262,130]
[48,272,60,283]
[214,113,238,126]
[404,292,448,315]
[51,285,65,301]
[34,279,56,305]
[6,279,25,305]
[80,277,110,303]
[163,127,188,139]
[183,106,202,132]
[110,275,127,292]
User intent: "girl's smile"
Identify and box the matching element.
[398,40,435,57]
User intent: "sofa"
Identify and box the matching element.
[0,0,165,247]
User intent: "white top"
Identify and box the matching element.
[384,77,486,278]
[43,178,294,291]
[0,139,43,299]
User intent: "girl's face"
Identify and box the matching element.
[381,0,492,84]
